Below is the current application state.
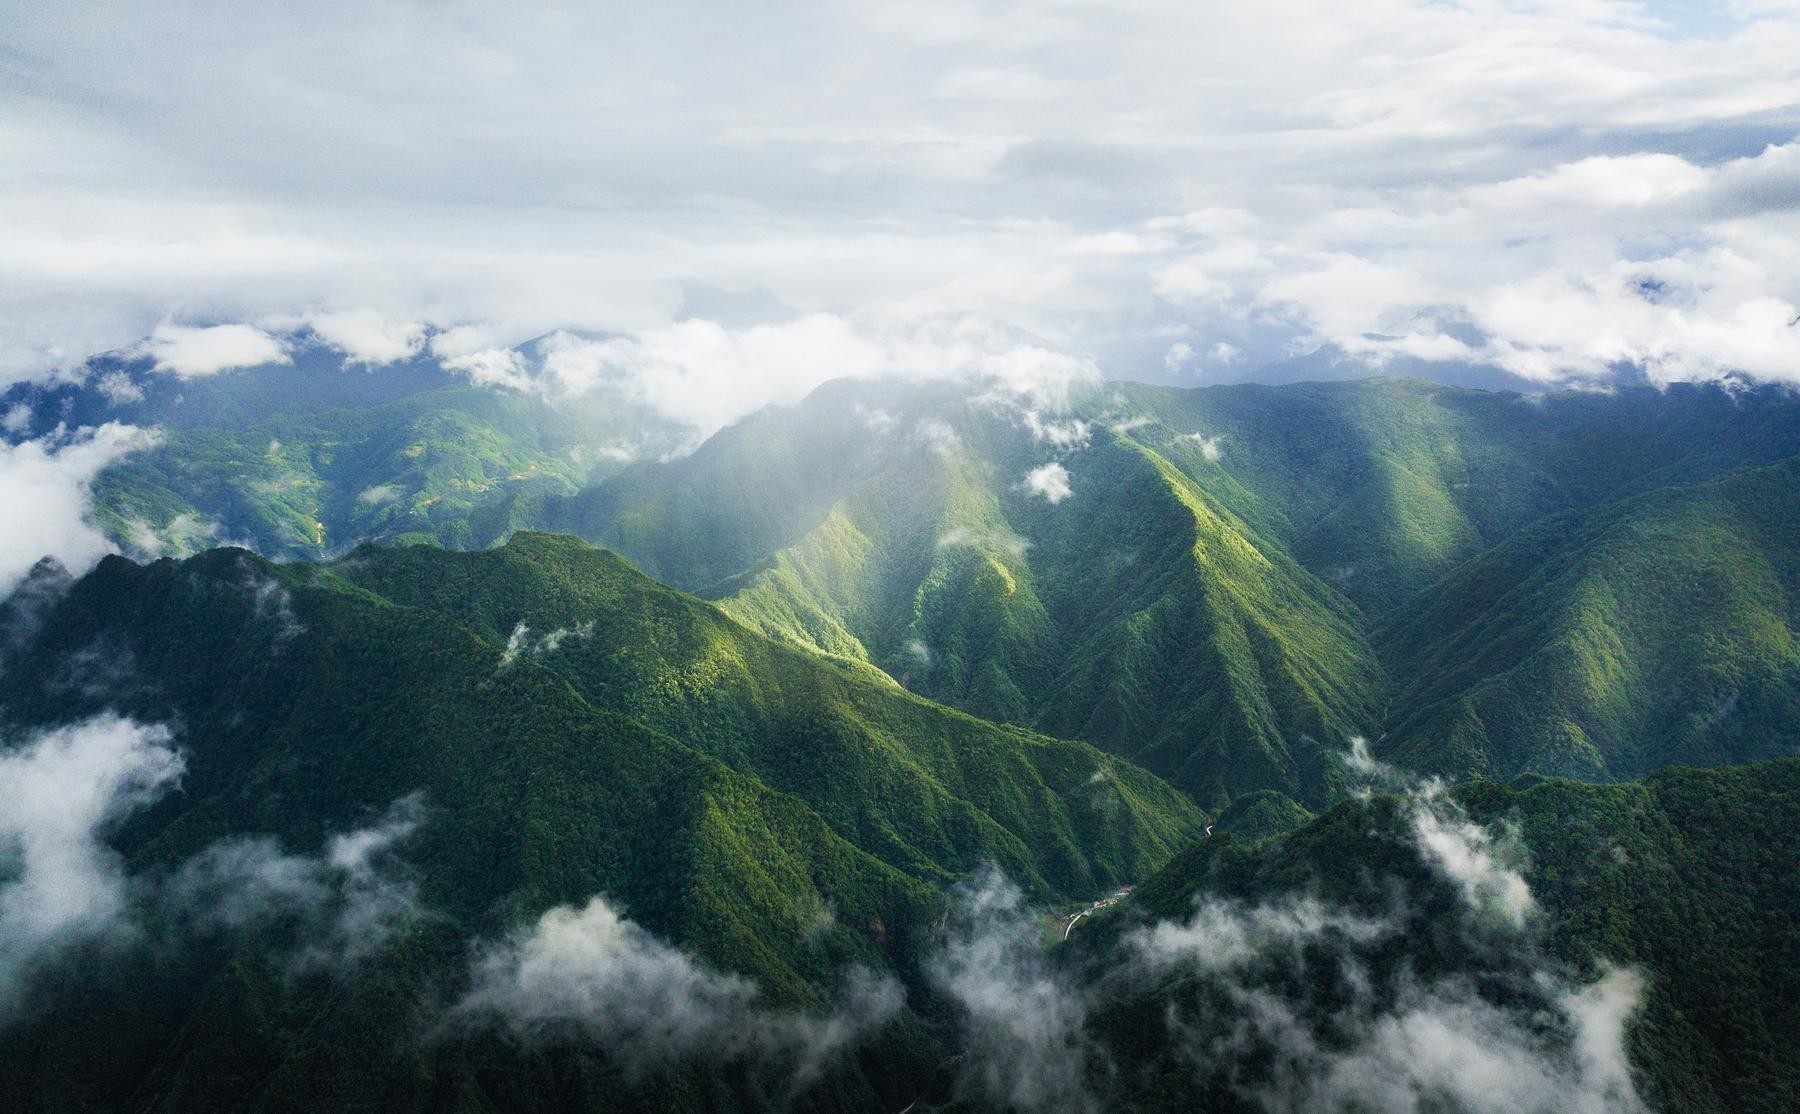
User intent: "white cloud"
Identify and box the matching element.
[1132,895,1392,973]
[93,370,144,405]
[1023,411,1092,449]
[1183,432,1223,461]
[356,483,402,505]
[495,619,594,671]
[452,895,902,1085]
[1411,784,1537,930]
[168,793,426,973]
[139,324,288,378]
[913,417,963,458]
[1,3,1799,393]
[0,422,162,596]
[930,869,1101,1114]
[304,308,425,366]
[937,525,1031,559]
[0,715,185,1011]
[1024,462,1073,504]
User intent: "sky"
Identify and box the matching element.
[4,0,1800,396]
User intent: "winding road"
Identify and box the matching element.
[1057,886,1133,941]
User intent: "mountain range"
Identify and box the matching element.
[1,352,1796,1110]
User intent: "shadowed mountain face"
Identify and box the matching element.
[1063,759,1800,1114]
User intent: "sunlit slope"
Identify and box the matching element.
[542,383,1384,806]
[1022,434,1382,806]
[329,532,1203,897]
[1378,457,1800,781]
[1102,377,1800,615]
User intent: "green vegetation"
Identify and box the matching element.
[1074,759,1800,1113]
[90,384,681,560]
[4,363,1797,1109]
[0,537,1200,1112]
[1381,458,1800,781]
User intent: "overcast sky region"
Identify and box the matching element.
[4,0,1800,397]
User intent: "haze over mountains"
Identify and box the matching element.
[1,345,1795,1111]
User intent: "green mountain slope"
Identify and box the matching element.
[329,532,1203,897]
[518,378,1800,804]
[90,385,679,561]
[1379,458,1800,781]
[537,382,1385,807]
[0,540,1199,1111]
[1073,759,1800,1113]
[1102,377,1800,615]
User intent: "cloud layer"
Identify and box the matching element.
[2,1,1797,399]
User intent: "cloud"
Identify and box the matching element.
[1024,462,1073,504]
[1183,432,1224,462]
[937,525,1030,560]
[913,417,962,458]
[167,792,426,973]
[438,316,1099,445]
[929,869,1102,1114]
[5,4,1800,394]
[1131,894,1392,974]
[0,422,162,596]
[139,323,289,378]
[1023,411,1092,449]
[930,737,1650,1111]
[1213,966,1648,1114]
[1409,783,1536,930]
[495,619,594,671]
[93,370,144,405]
[303,308,425,366]
[451,895,902,1087]
[119,511,221,560]
[356,483,402,505]
[0,714,185,1012]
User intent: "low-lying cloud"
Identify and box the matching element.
[0,422,162,596]
[929,738,1649,1112]
[1024,462,1073,504]
[139,323,289,378]
[167,792,427,973]
[0,714,184,1013]
[452,895,903,1089]
[929,869,1103,1114]
[495,619,595,671]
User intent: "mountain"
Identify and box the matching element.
[536,380,1387,808]
[523,376,1799,800]
[2,344,690,563]
[1377,457,1800,781]
[1068,759,1800,1113]
[0,537,1200,1112]
[46,368,1800,797]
